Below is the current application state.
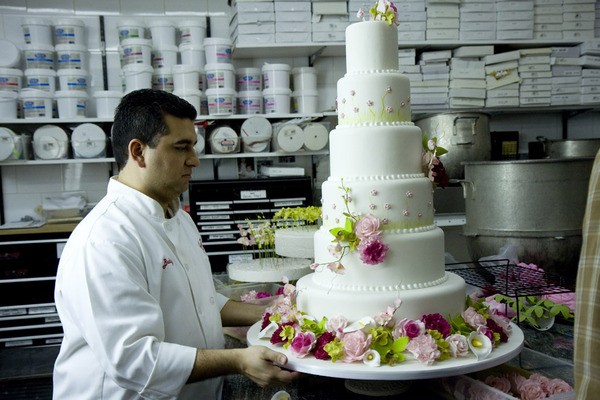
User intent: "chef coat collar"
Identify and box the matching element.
[108,176,181,220]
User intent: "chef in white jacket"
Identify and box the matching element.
[53,89,299,399]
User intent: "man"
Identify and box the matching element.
[53,89,299,399]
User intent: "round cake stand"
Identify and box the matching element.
[246,321,524,382]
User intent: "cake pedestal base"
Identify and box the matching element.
[247,321,524,380]
[344,379,412,397]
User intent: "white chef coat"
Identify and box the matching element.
[53,178,229,400]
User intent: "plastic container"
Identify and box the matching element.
[173,88,202,115]
[57,69,88,91]
[54,18,86,45]
[208,126,239,154]
[237,90,262,114]
[55,90,88,119]
[179,42,205,67]
[178,19,207,46]
[0,91,18,119]
[0,40,21,68]
[71,123,107,158]
[292,90,318,114]
[205,88,235,116]
[302,122,329,151]
[33,125,69,159]
[24,68,57,93]
[151,44,178,69]
[292,67,317,91]
[172,64,201,91]
[122,64,153,93]
[117,19,146,42]
[203,37,233,64]
[262,63,291,90]
[205,63,235,90]
[19,88,53,119]
[119,38,152,66]
[23,44,55,70]
[148,20,176,48]
[93,90,122,118]
[152,68,174,92]
[263,88,291,114]
[55,44,88,70]
[0,68,23,92]
[21,17,52,46]
[272,124,304,152]
[236,67,262,92]
[0,128,31,160]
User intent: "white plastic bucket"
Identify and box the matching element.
[0,91,18,119]
[292,90,318,114]
[117,19,146,42]
[152,68,174,92]
[122,64,153,93]
[0,40,21,68]
[205,63,235,90]
[120,38,152,66]
[292,67,317,91]
[21,18,52,46]
[263,87,291,114]
[55,90,88,119]
[55,44,88,70]
[23,44,55,70]
[205,88,235,116]
[262,63,290,90]
[151,45,178,69]
[303,122,329,151]
[57,69,88,91]
[173,88,202,115]
[237,90,262,114]
[54,18,85,45]
[93,90,122,118]
[203,37,233,64]
[24,68,56,93]
[172,64,201,91]
[179,43,205,67]
[0,68,23,92]
[149,20,176,48]
[236,67,262,92]
[178,19,207,46]
[20,88,53,119]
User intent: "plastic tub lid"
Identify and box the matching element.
[0,40,20,68]
[55,43,87,51]
[57,68,89,77]
[20,88,53,98]
[0,91,18,100]
[263,88,292,95]
[0,67,23,76]
[262,63,291,71]
[178,18,207,28]
[203,37,232,45]
[172,64,202,73]
[25,68,57,76]
[55,18,85,27]
[148,20,174,28]
[72,123,106,158]
[23,43,54,51]
[21,17,52,26]
[93,90,123,98]
[54,90,88,98]
[205,63,235,71]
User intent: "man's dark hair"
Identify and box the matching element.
[111,89,197,170]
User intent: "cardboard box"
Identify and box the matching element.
[449,97,485,108]
[460,12,497,22]
[534,5,563,15]
[449,78,487,89]
[453,45,495,58]
[398,11,427,21]
[399,31,426,41]
[426,28,459,40]
[274,1,311,12]
[276,11,311,21]
[498,0,534,11]
[427,17,460,29]
[486,97,520,107]
[534,31,563,40]
[487,87,520,98]
[235,22,275,35]
[426,4,460,18]
[312,1,347,15]
[534,14,563,24]
[497,20,534,30]
[235,2,275,13]
[563,30,595,40]
[551,93,581,105]
[497,29,534,40]
[275,31,311,43]
[564,20,595,30]
[449,87,486,99]
[275,20,311,32]
[577,39,600,56]
[312,31,345,42]
[460,30,496,40]
[535,23,563,32]
[461,21,497,31]
[498,10,534,21]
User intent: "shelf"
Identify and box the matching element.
[412,105,599,118]
[0,158,115,166]
[200,150,328,159]
[0,118,113,125]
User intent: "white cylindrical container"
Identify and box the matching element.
[203,37,233,64]
[263,88,291,114]
[291,90,318,114]
[152,67,174,92]
[122,64,153,93]
[57,69,88,91]
[24,68,57,93]
[236,67,262,92]
[151,45,178,69]
[148,20,176,48]
[292,67,317,91]
[23,44,55,70]
[55,90,88,119]
[205,63,235,90]
[0,40,21,68]
[302,122,329,151]
[241,117,272,153]
[172,64,201,91]
[205,88,235,116]
[119,38,152,66]
[178,19,207,46]
[33,124,69,159]
[55,44,88,70]
[93,90,122,118]
[173,88,202,115]
[117,19,146,42]
[20,88,53,119]
[21,17,52,46]
[208,126,239,154]
[179,42,205,67]
[236,90,262,115]
[0,91,18,119]
[54,18,86,45]
[71,123,107,158]
[0,127,18,160]
[262,63,290,90]
[272,124,305,152]
[0,68,23,92]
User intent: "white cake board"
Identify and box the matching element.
[247,321,524,380]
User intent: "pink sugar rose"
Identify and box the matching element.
[405,333,440,365]
[326,316,348,334]
[354,213,381,240]
[358,237,389,265]
[529,373,551,392]
[314,331,336,360]
[393,318,425,339]
[507,372,527,394]
[542,292,576,312]
[484,296,517,319]
[289,331,316,358]
[518,378,546,400]
[484,375,512,394]
[341,330,373,362]
[446,334,469,358]
[547,378,573,395]
[462,307,486,329]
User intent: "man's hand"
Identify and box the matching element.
[238,346,301,387]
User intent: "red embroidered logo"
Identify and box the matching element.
[162,258,173,270]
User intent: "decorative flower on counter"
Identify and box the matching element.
[357,0,398,25]
[422,132,449,188]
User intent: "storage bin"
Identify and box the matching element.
[179,43,205,67]
[57,69,88,91]
[205,63,235,90]
[19,89,53,119]
[122,64,153,93]
[93,90,122,118]
[0,91,18,119]
[24,69,56,93]
[151,45,178,69]
[178,19,207,46]
[54,18,86,45]
[263,87,291,114]
[148,20,176,48]
[203,37,233,64]
[205,88,235,116]
[237,90,262,114]
[208,126,239,154]
[117,19,146,42]
[292,67,317,91]
[236,67,262,91]
[55,90,88,119]
[172,64,202,91]
[32,125,69,159]
[262,63,290,89]
[173,88,202,115]
[55,44,88,70]
[291,90,318,114]
[119,38,152,66]
[71,123,107,158]
[272,123,304,152]
[23,44,55,70]
[152,68,174,92]
[21,17,52,46]
[0,39,21,68]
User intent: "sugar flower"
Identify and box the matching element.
[393,318,425,339]
[358,237,389,265]
[405,333,440,365]
[354,213,382,240]
[341,330,373,362]
[483,375,512,394]
[467,331,492,361]
[344,316,376,333]
[290,331,316,358]
[363,349,381,367]
[446,333,469,358]
[421,313,451,338]
[462,307,487,329]
[314,331,336,360]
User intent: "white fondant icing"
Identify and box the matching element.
[227,257,312,283]
[345,21,399,73]
[274,226,318,259]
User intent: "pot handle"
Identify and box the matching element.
[452,116,479,145]
[459,180,475,200]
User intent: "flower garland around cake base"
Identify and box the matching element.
[257,281,513,367]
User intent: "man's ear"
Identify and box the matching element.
[129,139,146,167]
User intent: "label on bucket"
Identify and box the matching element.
[0,77,20,91]
[237,98,261,114]
[119,28,144,41]
[27,77,51,91]
[75,99,86,116]
[65,77,87,90]
[237,75,261,91]
[25,51,54,69]
[206,71,228,89]
[22,99,49,118]
[152,76,174,92]
[208,96,233,114]
[122,45,146,64]
[214,46,232,63]
[57,52,83,69]
[55,28,77,44]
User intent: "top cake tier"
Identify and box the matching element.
[345,21,399,73]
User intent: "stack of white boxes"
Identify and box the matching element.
[426,0,460,41]
[412,49,450,110]
[533,0,563,40]
[596,1,600,38]
[551,45,582,105]
[519,48,552,107]
[230,1,276,45]
[398,48,421,82]
[496,0,534,40]
[459,0,496,41]
[484,50,521,108]
[563,0,595,41]
[275,1,312,43]
[312,1,349,42]
[579,40,600,104]
[397,0,426,42]
[449,46,491,108]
